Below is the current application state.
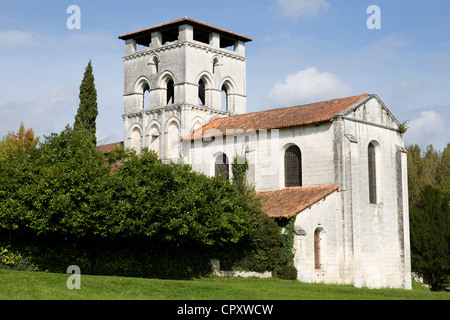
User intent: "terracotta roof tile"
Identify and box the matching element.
[183,94,369,140]
[118,17,253,42]
[109,161,124,174]
[258,185,339,218]
[96,142,123,153]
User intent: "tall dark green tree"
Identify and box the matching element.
[406,144,424,207]
[74,60,98,146]
[410,184,450,291]
[226,155,295,278]
[437,144,450,194]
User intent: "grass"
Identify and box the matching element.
[0,269,449,300]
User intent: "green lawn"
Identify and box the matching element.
[0,269,449,300]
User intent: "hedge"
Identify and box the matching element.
[0,126,295,279]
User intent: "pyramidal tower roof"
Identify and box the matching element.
[118,17,253,48]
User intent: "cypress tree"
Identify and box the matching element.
[410,184,450,291]
[74,60,98,146]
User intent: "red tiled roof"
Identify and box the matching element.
[118,17,253,43]
[96,142,123,153]
[109,161,124,174]
[258,185,339,218]
[183,94,369,140]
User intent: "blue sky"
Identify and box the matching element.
[0,0,449,151]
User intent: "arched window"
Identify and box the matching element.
[131,127,141,153]
[148,124,160,156]
[135,78,150,110]
[198,79,205,105]
[221,86,228,111]
[192,118,203,132]
[166,79,174,105]
[167,120,179,159]
[143,83,150,109]
[215,153,229,180]
[314,228,322,270]
[220,80,234,112]
[284,145,302,187]
[153,56,159,73]
[368,142,377,204]
[221,81,233,111]
[212,57,219,74]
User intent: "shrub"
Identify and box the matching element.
[274,263,298,280]
[0,245,39,271]
[0,127,252,244]
[106,148,252,245]
[217,156,293,275]
[0,127,254,278]
[237,212,288,272]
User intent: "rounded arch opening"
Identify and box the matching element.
[196,73,213,107]
[191,117,205,132]
[130,126,142,153]
[221,85,228,111]
[220,79,235,112]
[368,140,381,204]
[166,79,174,105]
[148,123,161,156]
[135,77,151,110]
[160,73,175,106]
[212,56,221,74]
[151,55,159,73]
[214,152,230,180]
[314,227,324,270]
[284,144,302,187]
[167,119,180,159]
[198,79,206,105]
[143,83,150,109]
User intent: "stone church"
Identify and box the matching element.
[116,17,412,289]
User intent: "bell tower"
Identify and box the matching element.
[118,17,252,160]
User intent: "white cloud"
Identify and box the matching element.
[0,30,34,46]
[390,81,426,110]
[276,0,330,19]
[0,83,78,139]
[361,34,409,61]
[394,81,417,96]
[405,110,446,148]
[266,67,353,107]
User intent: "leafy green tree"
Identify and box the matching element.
[406,144,449,205]
[227,155,293,277]
[422,145,440,186]
[410,184,450,291]
[107,149,251,245]
[0,135,37,232]
[0,126,110,236]
[437,144,450,194]
[0,122,39,156]
[0,126,254,247]
[74,60,98,146]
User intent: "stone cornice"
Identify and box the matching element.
[122,103,234,119]
[122,40,247,62]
